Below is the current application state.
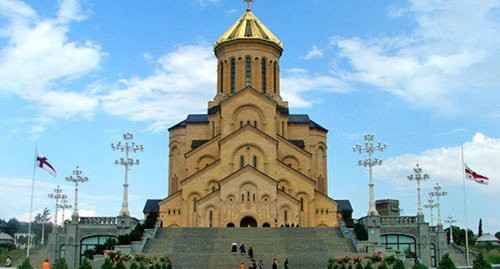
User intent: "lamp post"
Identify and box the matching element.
[429,183,447,226]
[407,164,429,216]
[111,133,143,217]
[48,185,67,225]
[66,166,88,219]
[424,197,437,226]
[445,215,456,244]
[353,134,386,216]
[58,199,72,223]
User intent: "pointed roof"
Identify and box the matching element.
[215,9,283,49]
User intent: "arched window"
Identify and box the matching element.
[281,121,285,136]
[245,56,252,86]
[241,193,244,202]
[231,58,236,93]
[300,198,304,212]
[273,62,277,93]
[240,155,245,168]
[219,61,224,93]
[262,58,267,93]
[209,210,213,227]
[284,210,288,225]
[247,191,250,201]
[253,155,258,168]
[212,122,215,137]
[379,234,416,254]
[253,193,256,202]
[193,197,197,212]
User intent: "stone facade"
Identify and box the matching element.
[360,215,448,268]
[158,8,339,228]
[47,216,138,269]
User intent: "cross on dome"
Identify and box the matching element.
[244,0,253,11]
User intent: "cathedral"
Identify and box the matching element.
[158,4,340,228]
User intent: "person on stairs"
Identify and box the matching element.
[284,258,289,269]
[272,258,278,269]
[239,242,246,255]
[240,262,245,269]
[231,242,238,254]
[248,246,254,259]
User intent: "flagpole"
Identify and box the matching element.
[461,144,470,266]
[27,143,37,258]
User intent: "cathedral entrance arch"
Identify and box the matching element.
[240,216,257,227]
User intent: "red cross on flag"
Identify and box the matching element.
[465,164,489,185]
[37,155,56,177]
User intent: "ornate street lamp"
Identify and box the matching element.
[111,133,143,217]
[407,164,429,216]
[424,197,437,226]
[445,214,457,244]
[353,134,386,216]
[58,199,72,223]
[429,183,447,226]
[66,166,88,219]
[48,185,67,225]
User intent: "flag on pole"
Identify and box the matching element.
[36,155,56,176]
[464,164,488,185]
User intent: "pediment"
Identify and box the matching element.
[219,86,278,108]
[218,123,278,147]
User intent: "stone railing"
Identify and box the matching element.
[380,216,417,225]
[338,220,360,251]
[79,217,117,225]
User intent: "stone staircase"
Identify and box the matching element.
[143,227,357,269]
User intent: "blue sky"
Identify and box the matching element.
[0,0,499,234]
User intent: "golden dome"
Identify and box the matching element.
[214,9,283,49]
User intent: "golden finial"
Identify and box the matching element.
[244,0,253,11]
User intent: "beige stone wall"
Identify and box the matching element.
[160,27,337,228]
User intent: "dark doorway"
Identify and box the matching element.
[240,216,257,227]
[227,222,235,227]
[262,222,271,227]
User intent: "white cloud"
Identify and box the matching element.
[331,0,500,116]
[0,0,102,129]
[302,45,324,60]
[100,44,217,132]
[281,69,351,108]
[376,133,500,194]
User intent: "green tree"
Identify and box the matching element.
[17,258,33,269]
[437,253,456,269]
[478,219,483,237]
[340,209,354,228]
[393,259,405,269]
[495,232,499,240]
[34,208,51,245]
[472,252,492,269]
[144,211,159,229]
[354,222,368,240]
[79,258,93,269]
[5,218,20,237]
[52,259,69,269]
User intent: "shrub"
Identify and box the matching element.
[100,259,113,269]
[384,255,397,265]
[473,252,492,269]
[52,259,68,269]
[365,261,373,269]
[412,261,427,269]
[438,253,457,269]
[79,258,93,269]
[129,261,138,269]
[378,262,388,269]
[17,258,33,269]
[355,261,363,269]
[115,261,126,269]
[393,259,405,269]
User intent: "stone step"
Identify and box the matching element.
[143,227,356,269]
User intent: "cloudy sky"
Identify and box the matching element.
[0,0,499,233]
